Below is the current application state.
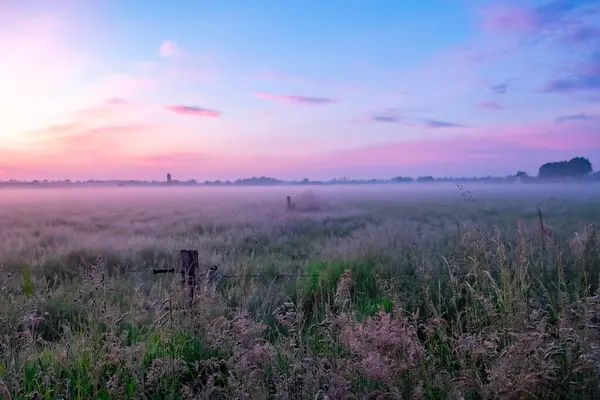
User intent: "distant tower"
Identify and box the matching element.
[167,173,172,186]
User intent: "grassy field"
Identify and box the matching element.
[1,184,600,399]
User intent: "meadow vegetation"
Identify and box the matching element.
[1,184,600,399]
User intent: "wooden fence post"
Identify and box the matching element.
[286,196,294,211]
[180,249,198,309]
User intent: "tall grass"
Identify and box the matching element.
[1,186,600,399]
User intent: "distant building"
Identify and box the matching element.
[513,171,529,184]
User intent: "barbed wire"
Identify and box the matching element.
[114,266,322,279]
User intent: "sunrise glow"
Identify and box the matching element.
[1,0,599,181]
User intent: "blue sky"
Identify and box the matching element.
[0,0,599,180]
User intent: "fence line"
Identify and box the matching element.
[106,249,401,309]
[118,268,323,279]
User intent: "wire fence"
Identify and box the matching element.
[116,253,325,281]
[121,268,322,279]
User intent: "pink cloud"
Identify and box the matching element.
[2,118,187,180]
[0,124,150,180]
[492,122,600,151]
[255,92,338,104]
[159,40,180,58]
[478,101,504,110]
[165,105,220,118]
[481,6,541,32]
[50,125,140,156]
[29,123,152,155]
[359,120,598,163]
[106,97,127,105]
[114,118,600,179]
[479,1,598,40]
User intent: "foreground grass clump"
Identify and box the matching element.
[1,186,600,398]
[298,260,389,321]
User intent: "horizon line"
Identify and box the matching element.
[0,173,597,185]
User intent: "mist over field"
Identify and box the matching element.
[1,183,600,398]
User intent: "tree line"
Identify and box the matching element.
[537,157,593,180]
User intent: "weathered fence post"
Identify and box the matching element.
[151,250,199,310]
[180,249,198,309]
[286,196,294,211]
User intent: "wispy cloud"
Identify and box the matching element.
[82,74,158,103]
[372,115,401,123]
[422,119,467,128]
[556,112,600,122]
[482,6,540,32]
[478,101,504,110]
[565,25,600,44]
[0,122,175,180]
[490,78,519,94]
[26,123,158,166]
[27,123,84,138]
[165,105,220,118]
[370,109,467,129]
[159,40,180,58]
[255,92,338,104]
[318,119,600,173]
[106,97,127,105]
[482,0,597,33]
[72,97,129,120]
[544,76,600,92]
[543,54,600,93]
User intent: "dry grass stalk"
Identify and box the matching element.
[0,381,10,400]
[334,269,353,310]
[339,309,424,385]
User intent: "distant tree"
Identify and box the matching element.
[392,176,414,183]
[417,176,434,183]
[234,176,282,186]
[538,157,592,180]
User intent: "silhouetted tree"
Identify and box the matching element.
[392,176,414,183]
[233,176,282,186]
[538,157,592,180]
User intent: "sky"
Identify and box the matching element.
[1,0,600,181]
